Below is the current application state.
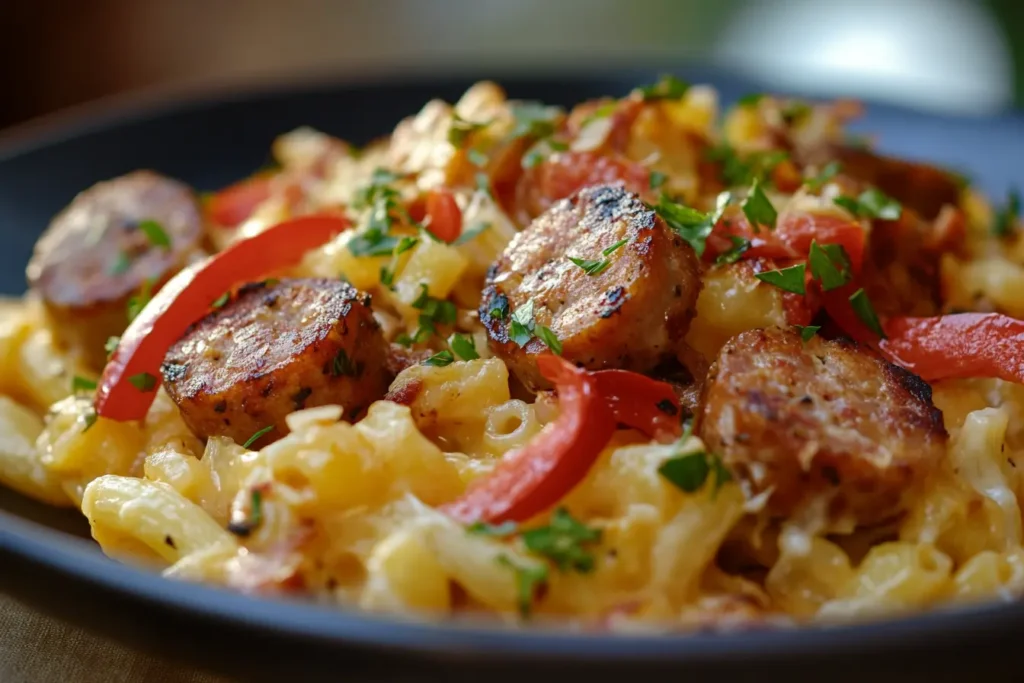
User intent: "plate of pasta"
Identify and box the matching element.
[1,70,1024,682]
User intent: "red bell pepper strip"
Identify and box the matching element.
[424,189,463,242]
[206,176,274,228]
[879,313,1024,384]
[95,215,350,421]
[593,370,681,442]
[706,210,866,273]
[440,354,615,524]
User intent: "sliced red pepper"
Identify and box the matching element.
[878,314,1024,384]
[706,209,866,273]
[440,354,615,524]
[424,189,463,242]
[207,176,274,228]
[95,215,350,421]
[593,370,681,442]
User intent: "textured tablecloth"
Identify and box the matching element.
[0,592,232,683]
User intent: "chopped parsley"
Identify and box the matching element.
[467,520,517,537]
[808,241,852,291]
[522,139,569,169]
[348,169,421,258]
[449,333,480,361]
[781,100,813,124]
[488,293,510,321]
[211,292,230,309]
[509,299,536,347]
[567,256,611,277]
[453,221,490,245]
[508,101,562,140]
[535,325,562,355]
[127,372,157,392]
[602,238,629,256]
[496,554,549,618]
[649,170,667,190]
[737,92,765,108]
[741,178,777,231]
[754,263,806,295]
[82,410,98,433]
[652,194,716,257]
[993,188,1021,237]
[635,74,690,101]
[71,376,97,393]
[834,189,902,220]
[422,350,455,367]
[104,336,120,359]
[805,161,842,191]
[448,113,491,147]
[849,288,885,338]
[521,508,602,573]
[242,425,275,449]
[137,219,171,250]
[706,145,788,188]
[379,235,419,287]
[110,252,132,276]
[126,279,154,322]
[331,349,357,377]
[715,236,751,265]
[795,324,821,342]
[659,451,732,497]
[228,488,265,537]
[409,283,458,343]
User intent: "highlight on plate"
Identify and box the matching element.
[3,77,1024,629]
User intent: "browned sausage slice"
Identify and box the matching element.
[481,184,702,390]
[161,278,391,449]
[26,170,204,368]
[699,327,946,527]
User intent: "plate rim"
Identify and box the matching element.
[0,70,1022,665]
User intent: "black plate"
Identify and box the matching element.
[1,68,1023,683]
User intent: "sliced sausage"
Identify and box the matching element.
[161,278,391,449]
[481,184,702,390]
[699,327,946,527]
[26,171,204,369]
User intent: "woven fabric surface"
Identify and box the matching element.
[0,592,233,683]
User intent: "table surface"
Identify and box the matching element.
[0,592,232,683]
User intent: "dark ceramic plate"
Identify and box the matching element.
[1,68,1023,683]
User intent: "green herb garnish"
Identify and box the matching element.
[849,288,885,338]
[449,333,480,361]
[509,299,536,348]
[808,241,852,291]
[602,238,629,257]
[795,324,821,342]
[522,139,569,169]
[652,194,716,257]
[509,101,562,140]
[635,74,690,101]
[834,189,902,220]
[649,170,667,190]
[535,325,562,355]
[422,350,455,367]
[658,451,732,496]
[126,279,154,322]
[211,292,230,309]
[805,161,842,191]
[567,256,611,277]
[110,252,132,276]
[737,92,765,108]
[715,236,751,265]
[82,410,98,433]
[754,263,806,295]
[993,188,1021,237]
[242,425,275,449]
[331,349,357,377]
[521,508,602,573]
[496,554,549,618]
[127,372,157,392]
[741,178,777,231]
[454,221,491,245]
[137,219,171,250]
[104,336,120,359]
[448,113,491,147]
[71,376,97,393]
[467,520,518,537]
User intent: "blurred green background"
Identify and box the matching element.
[1,0,1024,130]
